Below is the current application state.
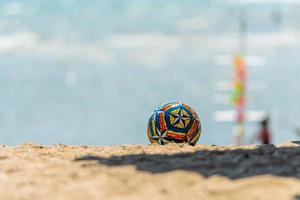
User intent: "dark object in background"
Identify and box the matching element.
[257,116,271,144]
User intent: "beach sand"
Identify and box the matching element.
[0,142,300,200]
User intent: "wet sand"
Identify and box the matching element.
[0,142,300,200]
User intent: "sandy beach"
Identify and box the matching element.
[1,142,300,200]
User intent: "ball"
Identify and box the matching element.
[147,102,201,145]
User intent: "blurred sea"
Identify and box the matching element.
[1,0,300,145]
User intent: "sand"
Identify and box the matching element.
[0,142,300,200]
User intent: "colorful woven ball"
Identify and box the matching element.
[147,102,201,145]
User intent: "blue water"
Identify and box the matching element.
[1,0,300,145]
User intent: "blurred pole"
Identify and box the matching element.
[238,11,247,55]
[232,11,247,145]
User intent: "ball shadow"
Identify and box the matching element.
[75,142,300,180]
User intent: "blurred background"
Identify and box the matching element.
[1,0,300,145]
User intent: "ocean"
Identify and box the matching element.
[1,0,300,145]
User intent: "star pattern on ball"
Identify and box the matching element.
[169,108,191,129]
[147,102,201,146]
[152,128,168,145]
